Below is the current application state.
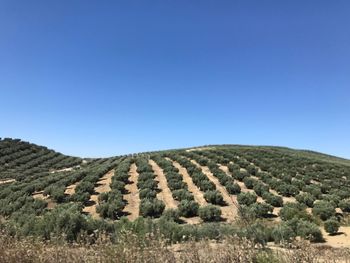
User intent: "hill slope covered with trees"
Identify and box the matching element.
[1,138,350,249]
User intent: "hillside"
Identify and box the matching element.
[1,138,350,248]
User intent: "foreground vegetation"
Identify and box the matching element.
[1,230,350,263]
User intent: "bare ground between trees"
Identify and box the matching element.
[123,163,140,221]
[65,183,77,196]
[149,159,178,209]
[168,158,207,206]
[0,179,16,185]
[190,159,238,222]
[218,164,264,203]
[322,226,350,248]
[82,169,114,219]
[32,191,56,209]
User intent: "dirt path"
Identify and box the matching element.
[50,167,75,174]
[65,183,77,196]
[82,169,114,219]
[190,160,238,222]
[186,147,216,152]
[149,159,178,209]
[123,163,140,221]
[168,158,207,206]
[218,165,230,175]
[0,179,16,185]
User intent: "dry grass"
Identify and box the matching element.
[1,232,350,263]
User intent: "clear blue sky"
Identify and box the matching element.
[0,1,349,158]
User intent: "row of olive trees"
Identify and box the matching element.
[150,155,201,218]
[135,156,165,218]
[96,158,133,219]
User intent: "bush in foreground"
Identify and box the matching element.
[237,192,257,206]
[262,192,283,207]
[225,182,241,194]
[204,190,225,205]
[339,199,350,213]
[198,205,222,222]
[178,200,199,217]
[279,202,312,222]
[249,203,274,218]
[296,220,323,242]
[139,199,165,218]
[296,193,315,208]
[312,201,336,221]
[324,218,340,235]
[271,223,296,244]
[161,208,181,223]
[0,231,335,263]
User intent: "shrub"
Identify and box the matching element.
[96,199,125,219]
[276,183,299,197]
[271,223,296,244]
[161,209,181,223]
[75,181,94,195]
[291,179,305,190]
[249,203,273,218]
[234,170,248,181]
[198,205,222,222]
[242,222,272,245]
[197,158,208,166]
[110,181,126,193]
[339,199,350,213]
[31,198,48,214]
[50,187,66,203]
[139,188,157,199]
[167,180,187,190]
[137,179,158,191]
[312,201,335,221]
[72,192,90,204]
[225,182,241,195]
[137,172,156,182]
[331,189,350,200]
[324,218,340,235]
[98,192,109,203]
[321,194,340,207]
[228,163,240,174]
[296,220,323,242]
[172,189,194,201]
[253,182,269,196]
[178,200,199,217]
[237,192,257,206]
[139,199,165,218]
[37,203,91,241]
[303,185,322,199]
[296,193,315,207]
[197,180,216,192]
[243,177,256,189]
[247,164,258,175]
[204,190,225,205]
[279,202,312,222]
[262,192,283,207]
